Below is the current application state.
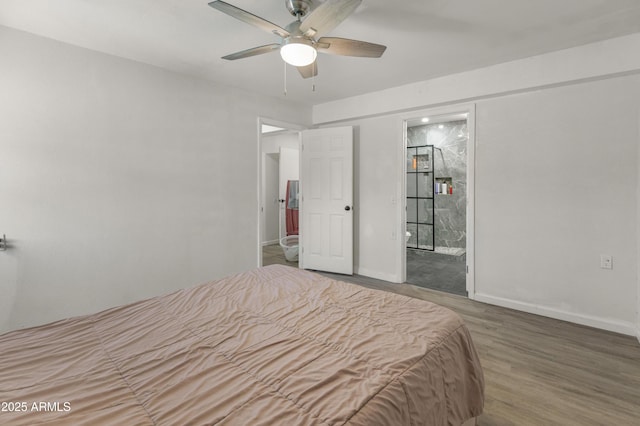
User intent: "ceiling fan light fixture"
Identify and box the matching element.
[280,39,317,67]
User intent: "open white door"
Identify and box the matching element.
[300,126,353,275]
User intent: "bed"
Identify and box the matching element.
[0,264,484,425]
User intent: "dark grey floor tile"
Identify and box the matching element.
[406,249,466,296]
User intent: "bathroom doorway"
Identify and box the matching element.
[403,109,475,297]
[258,119,303,268]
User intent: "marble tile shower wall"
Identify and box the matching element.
[407,120,467,250]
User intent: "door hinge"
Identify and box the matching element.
[466,265,469,273]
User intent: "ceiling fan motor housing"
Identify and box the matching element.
[285,0,314,18]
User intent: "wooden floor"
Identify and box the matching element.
[318,271,640,426]
[262,243,299,268]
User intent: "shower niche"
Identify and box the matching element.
[435,177,453,195]
[406,145,435,251]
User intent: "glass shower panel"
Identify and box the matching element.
[406,223,418,248]
[406,148,417,172]
[406,173,417,198]
[416,172,432,198]
[406,143,435,251]
[418,199,433,224]
[418,224,434,250]
[407,198,417,223]
[415,146,431,172]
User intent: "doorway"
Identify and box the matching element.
[403,108,475,297]
[258,119,304,268]
[258,121,355,275]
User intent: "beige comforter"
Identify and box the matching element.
[0,265,483,425]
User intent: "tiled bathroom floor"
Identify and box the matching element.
[406,249,467,296]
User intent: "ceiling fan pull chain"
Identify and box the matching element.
[312,61,316,92]
[284,62,287,96]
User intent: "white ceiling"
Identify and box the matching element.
[2,0,640,106]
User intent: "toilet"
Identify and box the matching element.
[405,231,411,243]
[279,235,299,262]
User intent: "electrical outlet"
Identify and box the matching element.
[600,255,613,270]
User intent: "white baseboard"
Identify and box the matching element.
[474,293,636,336]
[261,240,279,247]
[354,267,402,284]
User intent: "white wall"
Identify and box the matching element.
[313,33,640,124]
[0,26,310,333]
[314,35,640,335]
[261,132,299,154]
[473,78,638,333]
[341,118,403,282]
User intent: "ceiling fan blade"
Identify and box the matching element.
[297,62,318,79]
[208,1,289,38]
[299,0,362,38]
[316,37,386,57]
[222,44,281,60]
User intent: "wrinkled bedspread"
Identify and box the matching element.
[0,264,483,425]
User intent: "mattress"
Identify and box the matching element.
[0,264,484,425]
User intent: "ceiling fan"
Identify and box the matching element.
[208,0,386,79]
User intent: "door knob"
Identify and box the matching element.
[344,206,351,211]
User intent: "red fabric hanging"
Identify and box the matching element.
[285,180,299,236]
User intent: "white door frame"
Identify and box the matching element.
[399,104,476,299]
[257,117,306,268]
[637,109,640,343]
